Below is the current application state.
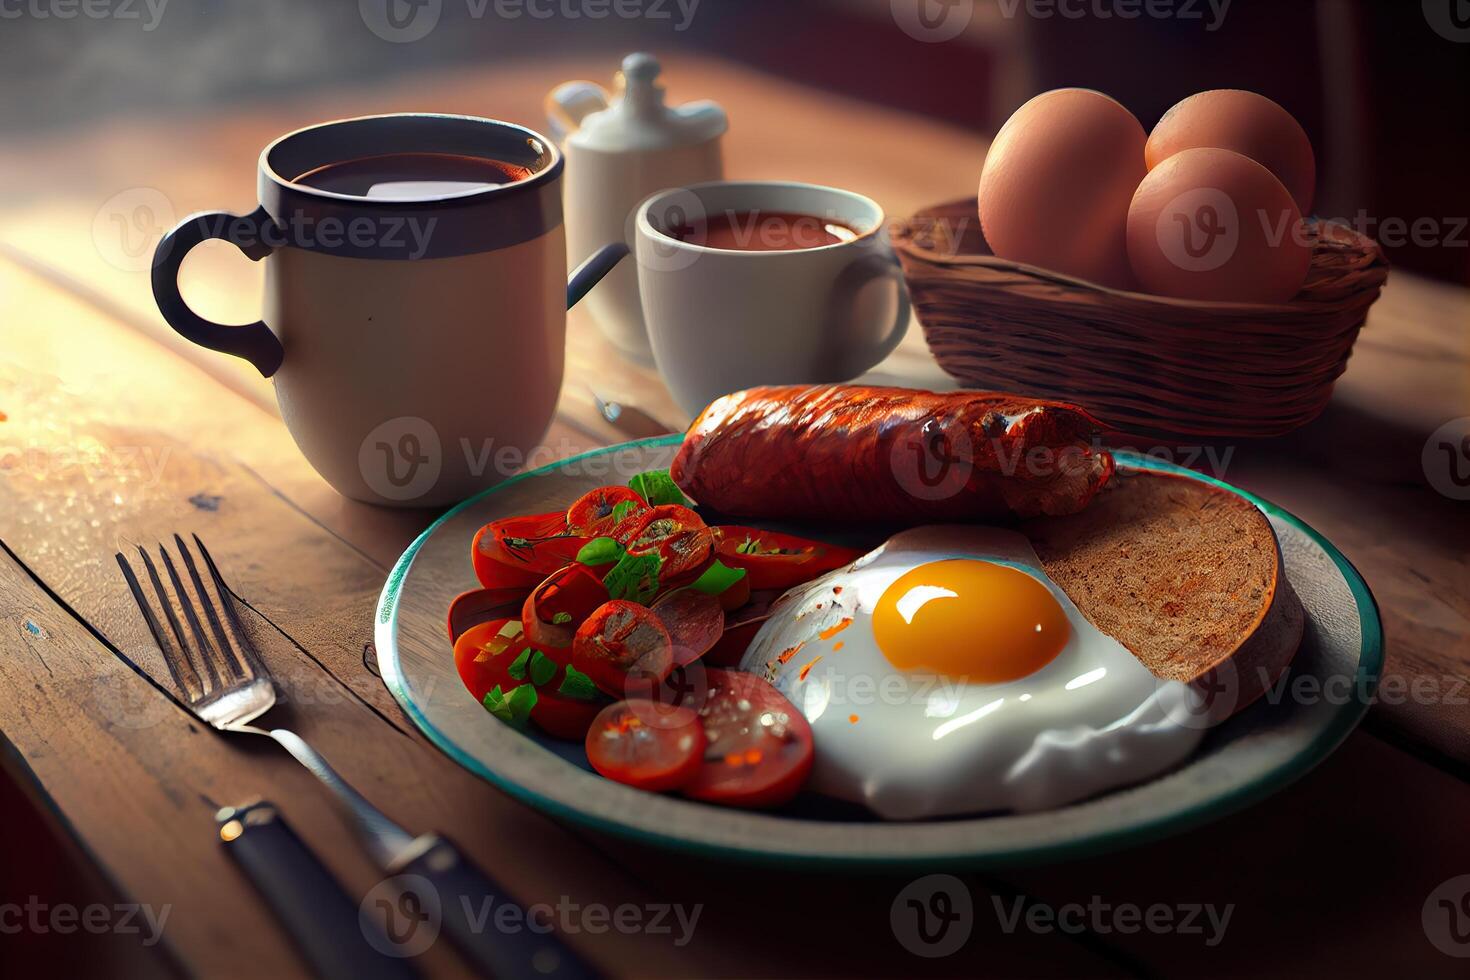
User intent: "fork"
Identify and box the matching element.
[118,535,596,980]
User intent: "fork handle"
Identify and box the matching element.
[394,835,601,980]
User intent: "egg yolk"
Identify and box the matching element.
[872,559,1070,682]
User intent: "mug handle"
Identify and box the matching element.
[827,250,912,380]
[151,206,285,378]
[567,242,629,309]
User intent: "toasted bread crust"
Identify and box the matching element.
[1024,471,1301,714]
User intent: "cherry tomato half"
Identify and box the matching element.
[572,600,674,698]
[714,527,862,592]
[522,564,610,662]
[682,669,813,809]
[622,505,715,585]
[585,702,706,792]
[453,619,604,740]
[567,486,648,538]
[452,619,524,702]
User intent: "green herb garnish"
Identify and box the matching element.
[603,550,662,604]
[551,611,573,625]
[690,560,747,596]
[629,470,688,507]
[611,499,639,523]
[528,650,558,687]
[576,536,625,566]
[506,649,531,681]
[483,684,537,729]
[557,665,599,701]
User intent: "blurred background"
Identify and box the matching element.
[1,0,1466,280]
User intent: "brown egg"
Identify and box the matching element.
[979,88,1146,289]
[1127,147,1311,304]
[1146,90,1316,214]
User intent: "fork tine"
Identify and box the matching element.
[158,544,222,695]
[116,552,197,699]
[174,534,249,683]
[192,534,269,679]
[136,545,207,699]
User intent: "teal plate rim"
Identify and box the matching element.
[375,436,1385,870]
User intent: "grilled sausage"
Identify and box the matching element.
[671,385,1114,522]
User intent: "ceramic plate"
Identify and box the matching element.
[376,438,1382,869]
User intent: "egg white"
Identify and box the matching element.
[738,526,1205,819]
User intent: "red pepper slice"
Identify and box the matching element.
[622,505,715,586]
[714,526,862,591]
[475,512,590,577]
[522,564,611,663]
[567,486,648,538]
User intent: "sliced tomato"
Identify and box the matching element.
[448,587,528,643]
[567,486,648,538]
[475,513,590,578]
[650,589,725,666]
[529,682,605,741]
[453,619,604,740]
[585,702,706,792]
[683,669,813,809]
[622,505,715,585]
[572,600,674,698]
[452,619,525,702]
[522,564,610,662]
[714,527,862,591]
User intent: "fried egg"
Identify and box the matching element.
[739,526,1205,819]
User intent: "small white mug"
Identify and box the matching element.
[634,181,911,417]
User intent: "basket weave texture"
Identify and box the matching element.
[893,198,1390,439]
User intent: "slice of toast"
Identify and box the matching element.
[1024,470,1304,719]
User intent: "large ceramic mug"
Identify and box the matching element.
[635,180,911,417]
[152,114,624,507]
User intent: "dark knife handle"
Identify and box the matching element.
[396,834,600,980]
[217,802,418,980]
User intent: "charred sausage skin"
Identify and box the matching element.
[671,385,1115,522]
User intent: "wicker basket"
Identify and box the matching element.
[892,198,1390,439]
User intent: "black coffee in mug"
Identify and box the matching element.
[293,151,534,200]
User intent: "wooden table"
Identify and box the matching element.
[1,55,1467,978]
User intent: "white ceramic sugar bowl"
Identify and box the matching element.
[548,53,727,362]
